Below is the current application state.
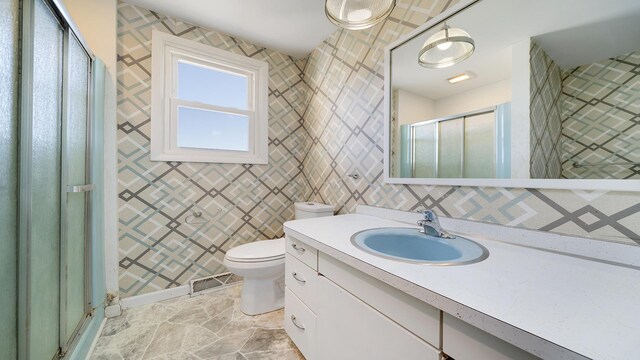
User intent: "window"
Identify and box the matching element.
[151,31,269,163]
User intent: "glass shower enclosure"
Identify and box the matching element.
[399,103,512,179]
[0,0,97,358]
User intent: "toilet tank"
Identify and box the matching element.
[295,202,335,219]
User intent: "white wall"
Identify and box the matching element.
[397,90,435,125]
[62,0,117,79]
[510,38,531,179]
[61,0,120,303]
[432,79,512,119]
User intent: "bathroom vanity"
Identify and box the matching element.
[283,206,640,360]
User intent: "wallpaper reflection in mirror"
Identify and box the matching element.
[389,0,640,180]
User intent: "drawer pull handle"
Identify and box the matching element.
[291,315,305,331]
[292,272,306,284]
[291,243,306,253]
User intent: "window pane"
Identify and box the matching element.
[177,107,249,151]
[178,61,248,110]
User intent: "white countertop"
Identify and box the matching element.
[283,213,640,360]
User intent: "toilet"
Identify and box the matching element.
[224,202,335,315]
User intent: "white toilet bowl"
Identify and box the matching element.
[223,238,285,315]
[224,202,335,315]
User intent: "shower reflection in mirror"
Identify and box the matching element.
[393,103,511,179]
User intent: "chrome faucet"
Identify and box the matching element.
[416,209,453,239]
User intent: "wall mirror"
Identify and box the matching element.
[384,0,640,190]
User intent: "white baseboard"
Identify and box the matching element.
[118,281,244,310]
[119,284,191,310]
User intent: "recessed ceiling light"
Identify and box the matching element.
[447,72,473,84]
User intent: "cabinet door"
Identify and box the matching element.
[316,276,440,360]
[443,314,541,360]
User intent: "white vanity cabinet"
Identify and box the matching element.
[316,275,441,360]
[285,234,441,360]
[284,234,541,360]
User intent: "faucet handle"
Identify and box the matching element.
[416,209,437,221]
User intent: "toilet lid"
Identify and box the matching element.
[226,238,285,263]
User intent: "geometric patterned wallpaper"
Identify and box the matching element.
[117,0,640,298]
[117,2,309,297]
[301,0,640,248]
[561,50,640,179]
[529,41,564,179]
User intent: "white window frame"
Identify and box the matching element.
[151,31,269,164]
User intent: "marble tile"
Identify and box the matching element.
[113,325,158,360]
[241,329,295,353]
[126,302,178,325]
[212,353,248,360]
[91,350,125,360]
[101,315,131,336]
[150,350,201,360]
[168,306,211,326]
[202,307,234,333]
[90,285,303,359]
[253,309,284,329]
[243,349,304,360]
[182,325,220,352]
[216,319,256,338]
[194,329,254,359]
[142,322,188,359]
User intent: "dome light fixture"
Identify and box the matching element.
[419,24,475,69]
[325,0,396,30]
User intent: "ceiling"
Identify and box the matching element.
[124,0,338,58]
[392,0,640,100]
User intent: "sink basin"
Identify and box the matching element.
[351,228,489,265]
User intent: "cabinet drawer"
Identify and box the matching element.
[443,313,540,360]
[285,288,317,360]
[285,253,318,311]
[286,235,317,270]
[317,276,440,360]
[318,253,441,348]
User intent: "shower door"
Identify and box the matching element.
[22,1,65,358]
[408,105,511,179]
[19,0,94,358]
[60,30,92,353]
[1,0,20,358]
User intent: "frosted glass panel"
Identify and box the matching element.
[0,0,19,358]
[413,123,436,178]
[64,34,89,343]
[178,107,249,151]
[178,61,248,110]
[30,1,63,358]
[438,118,463,178]
[464,112,496,178]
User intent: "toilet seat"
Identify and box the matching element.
[225,238,285,263]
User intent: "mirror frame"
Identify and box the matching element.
[383,0,640,191]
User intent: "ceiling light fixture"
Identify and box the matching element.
[447,72,473,84]
[419,24,475,68]
[325,0,396,30]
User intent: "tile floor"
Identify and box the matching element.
[90,285,304,360]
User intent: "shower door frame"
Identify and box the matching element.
[18,0,96,358]
[59,25,95,357]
